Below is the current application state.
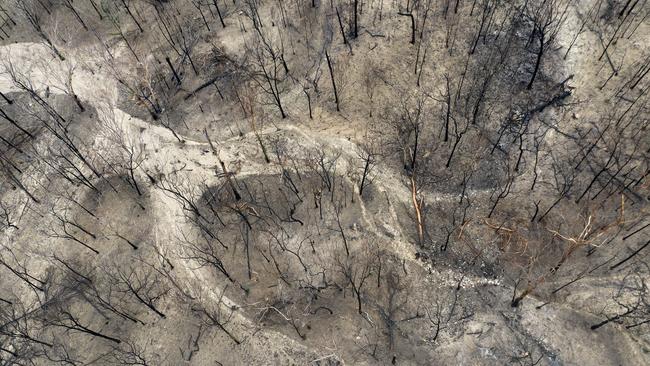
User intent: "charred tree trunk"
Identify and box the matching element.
[325,51,340,111]
[398,12,416,44]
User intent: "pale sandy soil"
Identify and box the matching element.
[1,0,649,364]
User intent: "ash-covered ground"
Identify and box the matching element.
[0,0,649,365]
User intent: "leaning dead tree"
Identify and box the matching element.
[191,287,240,345]
[245,5,288,119]
[14,0,65,60]
[103,259,170,319]
[524,0,570,89]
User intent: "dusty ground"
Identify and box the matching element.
[1,0,649,365]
